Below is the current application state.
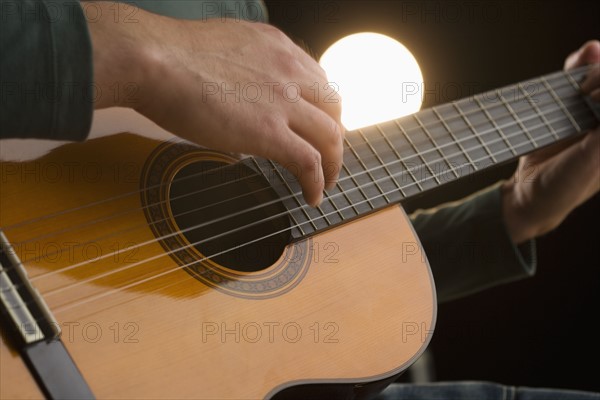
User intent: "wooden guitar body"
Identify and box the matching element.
[0,121,436,398]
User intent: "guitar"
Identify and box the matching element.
[1,65,598,399]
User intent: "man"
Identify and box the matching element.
[1,0,599,398]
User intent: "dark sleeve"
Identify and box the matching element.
[410,182,537,303]
[0,0,93,141]
[132,0,268,22]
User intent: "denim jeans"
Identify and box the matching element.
[376,382,600,400]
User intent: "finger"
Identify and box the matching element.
[312,81,343,129]
[271,33,344,129]
[290,52,344,128]
[522,134,583,165]
[287,99,344,190]
[513,129,600,240]
[300,79,343,124]
[590,87,600,102]
[271,37,344,128]
[564,40,600,70]
[280,75,343,129]
[537,129,600,208]
[581,65,600,93]
[257,119,326,207]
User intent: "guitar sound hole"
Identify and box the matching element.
[169,160,291,272]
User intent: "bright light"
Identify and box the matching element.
[320,32,423,130]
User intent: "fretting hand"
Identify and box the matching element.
[502,40,600,244]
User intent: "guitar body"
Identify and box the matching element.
[0,113,436,399]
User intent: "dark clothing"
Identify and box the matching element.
[377,382,600,400]
[1,0,93,140]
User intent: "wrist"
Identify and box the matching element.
[501,180,534,245]
[86,2,159,110]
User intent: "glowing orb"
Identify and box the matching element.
[320,32,423,130]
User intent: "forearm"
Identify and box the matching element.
[502,130,600,245]
[1,0,93,141]
[85,2,165,111]
[411,182,537,303]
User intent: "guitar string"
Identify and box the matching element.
[14,81,587,262]
[32,108,596,302]
[2,71,592,284]
[20,95,594,283]
[5,96,596,318]
[5,76,591,280]
[10,117,590,324]
[45,115,598,316]
[9,73,588,255]
[22,94,591,275]
[1,66,589,232]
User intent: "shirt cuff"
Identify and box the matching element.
[1,0,93,141]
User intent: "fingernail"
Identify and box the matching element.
[312,192,323,208]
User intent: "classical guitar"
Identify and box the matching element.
[1,65,598,399]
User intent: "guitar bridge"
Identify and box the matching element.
[0,230,60,347]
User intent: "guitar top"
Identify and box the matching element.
[0,126,435,399]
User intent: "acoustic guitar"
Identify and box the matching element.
[1,65,598,399]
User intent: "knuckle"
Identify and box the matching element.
[299,148,321,173]
[330,90,342,106]
[276,51,303,77]
[326,120,343,148]
[260,113,285,133]
[264,25,293,45]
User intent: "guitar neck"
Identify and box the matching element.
[253,66,599,239]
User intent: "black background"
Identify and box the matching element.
[264,0,600,393]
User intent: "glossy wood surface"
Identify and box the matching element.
[0,132,435,399]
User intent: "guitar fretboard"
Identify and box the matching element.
[253,66,599,240]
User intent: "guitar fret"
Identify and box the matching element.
[497,89,539,149]
[324,190,347,222]
[451,102,492,168]
[248,157,306,237]
[264,159,317,234]
[505,80,558,148]
[563,72,597,121]
[540,75,581,132]
[333,168,362,217]
[430,107,477,175]
[564,71,587,99]
[411,114,445,184]
[358,129,404,200]
[342,164,375,214]
[344,137,376,210]
[375,124,412,197]
[518,82,559,141]
[413,114,459,180]
[344,137,385,207]
[377,125,424,197]
[471,96,514,159]
[315,199,333,227]
[367,126,413,198]
[347,133,390,207]
[394,120,441,185]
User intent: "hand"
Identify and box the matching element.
[502,40,600,244]
[87,2,343,207]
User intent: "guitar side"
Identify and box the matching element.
[0,133,436,399]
